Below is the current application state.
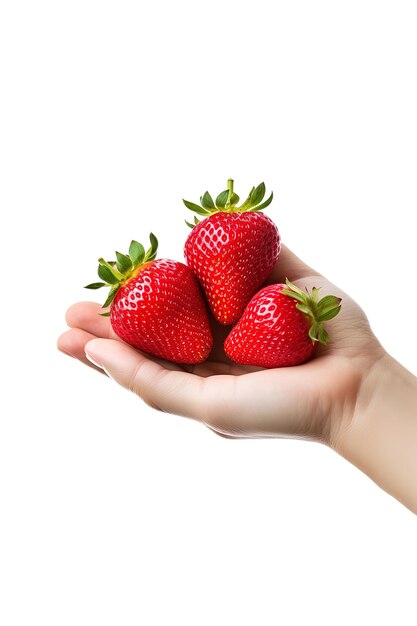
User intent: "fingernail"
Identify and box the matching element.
[85,350,104,369]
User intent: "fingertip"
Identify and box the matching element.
[65,301,103,327]
[57,330,69,354]
[65,302,82,326]
[84,337,106,362]
[57,328,80,356]
[57,328,87,354]
[85,338,112,373]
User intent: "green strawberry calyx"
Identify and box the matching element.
[281,278,342,345]
[183,178,273,228]
[84,233,158,316]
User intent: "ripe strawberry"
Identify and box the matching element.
[183,179,280,325]
[224,279,342,368]
[85,234,213,364]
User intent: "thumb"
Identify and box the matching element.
[267,243,322,284]
[84,338,207,419]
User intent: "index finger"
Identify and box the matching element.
[65,301,119,339]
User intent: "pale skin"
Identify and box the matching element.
[58,245,417,514]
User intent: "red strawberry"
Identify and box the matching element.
[85,234,213,364]
[183,179,280,325]
[224,279,342,368]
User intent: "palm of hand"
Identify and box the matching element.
[58,246,383,445]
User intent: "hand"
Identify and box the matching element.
[57,245,385,446]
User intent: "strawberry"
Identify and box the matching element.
[183,179,280,325]
[85,234,213,364]
[224,279,342,368]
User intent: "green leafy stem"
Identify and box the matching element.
[282,278,342,345]
[84,233,158,315]
[184,178,273,228]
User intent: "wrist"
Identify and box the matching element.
[331,353,417,513]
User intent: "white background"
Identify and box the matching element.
[1,1,416,624]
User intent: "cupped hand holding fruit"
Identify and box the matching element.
[59,235,417,513]
[58,244,383,445]
[58,179,417,514]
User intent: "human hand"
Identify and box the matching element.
[57,245,385,446]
